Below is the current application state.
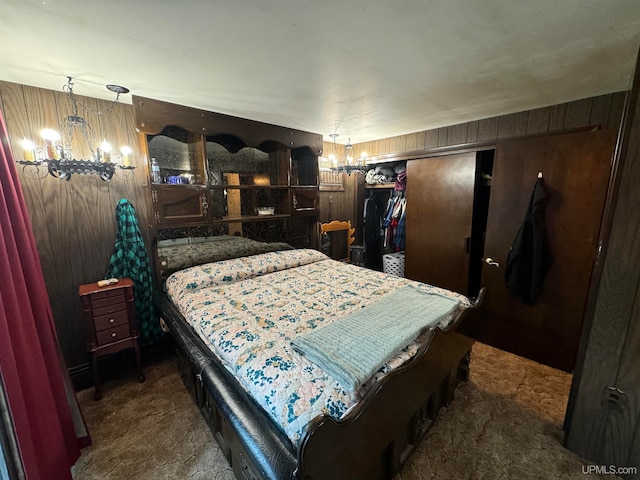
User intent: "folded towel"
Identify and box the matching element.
[291,286,460,390]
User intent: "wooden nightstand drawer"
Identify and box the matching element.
[92,302,127,317]
[94,310,129,331]
[96,324,131,346]
[91,291,125,309]
[79,277,145,400]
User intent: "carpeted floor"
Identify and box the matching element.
[71,342,606,480]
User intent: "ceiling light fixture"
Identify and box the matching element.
[328,133,367,175]
[16,76,135,181]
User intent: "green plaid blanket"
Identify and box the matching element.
[105,199,162,344]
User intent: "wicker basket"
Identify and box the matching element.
[383,251,405,277]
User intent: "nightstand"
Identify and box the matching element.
[79,278,145,400]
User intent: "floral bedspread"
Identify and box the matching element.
[165,249,470,446]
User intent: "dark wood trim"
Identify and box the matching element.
[133,96,324,155]
[564,92,630,434]
[564,47,640,467]
[69,363,92,392]
[365,125,601,165]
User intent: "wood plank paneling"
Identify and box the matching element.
[608,92,628,130]
[589,94,613,128]
[23,85,87,363]
[565,57,640,471]
[446,123,467,146]
[319,172,360,227]
[564,97,594,129]
[415,131,426,151]
[497,112,528,138]
[355,92,625,159]
[424,129,438,149]
[392,135,406,154]
[0,81,152,372]
[436,127,448,147]
[476,117,499,141]
[548,103,568,131]
[403,132,419,153]
[466,121,479,143]
[526,107,551,135]
[2,79,629,386]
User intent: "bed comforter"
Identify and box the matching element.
[165,249,470,446]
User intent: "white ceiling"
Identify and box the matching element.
[1,0,640,144]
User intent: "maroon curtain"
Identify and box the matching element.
[0,112,88,477]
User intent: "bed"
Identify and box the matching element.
[153,235,483,480]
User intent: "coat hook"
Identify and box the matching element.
[538,171,543,179]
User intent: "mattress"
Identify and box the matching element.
[165,248,470,446]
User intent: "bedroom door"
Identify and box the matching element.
[473,129,616,371]
[405,152,477,294]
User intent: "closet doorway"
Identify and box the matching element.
[405,150,493,297]
[404,129,616,372]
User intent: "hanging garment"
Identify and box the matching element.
[505,178,552,304]
[393,197,406,251]
[105,199,162,344]
[364,195,383,249]
[382,194,395,248]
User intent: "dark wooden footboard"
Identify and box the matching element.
[155,289,483,480]
[297,327,473,480]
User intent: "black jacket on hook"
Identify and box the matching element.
[505,178,552,304]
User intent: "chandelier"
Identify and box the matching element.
[328,134,367,175]
[16,77,135,181]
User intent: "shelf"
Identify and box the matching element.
[215,214,290,223]
[365,183,396,189]
[140,98,320,241]
[209,184,290,190]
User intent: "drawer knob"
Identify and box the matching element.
[111,332,117,338]
[108,308,113,313]
[109,318,115,324]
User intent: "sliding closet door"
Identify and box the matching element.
[405,153,477,294]
[477,129,616,371]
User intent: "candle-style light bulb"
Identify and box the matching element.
[21,138,36,161]
[120,146,132,167]
[100,140,112,162]
[40,129,61,160]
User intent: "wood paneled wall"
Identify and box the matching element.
[351,91,626,158]
[0,80,629,388]
[0,81,152,376]
[321,91,626,251]
[565,52,640,475]
[319,173,364,236]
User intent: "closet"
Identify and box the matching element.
[404,130,616,371]
[362,170,406,271]
[405,150,493,297]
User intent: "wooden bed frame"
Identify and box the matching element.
[154,274,484,480]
